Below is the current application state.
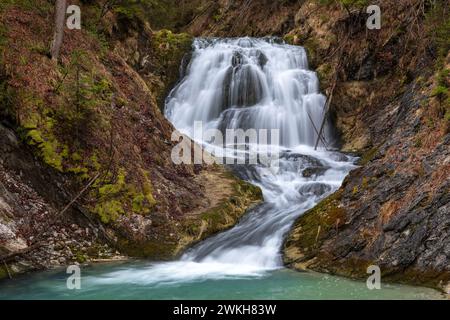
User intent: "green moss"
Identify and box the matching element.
[74,251,87,264]
[67,166,89,180]
[303,38,320,69]
[425,1,450,69]
[0,0,36,12]
[339,0,369,7]
[288,190,346,252]
[212,8,223,22]
[361,177,369,189]
[414,137,423,148]
[71,152,82,161]
[95,200,125,224]
[93,169,127,223]
[153,29,193,60]
[432,85,449,100]
[108,0,203,31]
[231,178,263,201]
[39,137,66,171]
[437,68,450,85]
[431,65,450,122]
[283,34,296,45]
[131,192,156,215]
[0,74,70,174]
[0,265,9,280]
[187,172,262,239]
[445,109,450,121]
[116,237,178,260]
[29,41,49,56]
[358,146,379,165]
[21,108,68,172]
[316,63,333,89]
[89,154,101,171]
[149,29,193,110]
[92,168,157,223]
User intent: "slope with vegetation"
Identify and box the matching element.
[0,0,262,279]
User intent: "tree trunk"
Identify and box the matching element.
[50,0,67,62]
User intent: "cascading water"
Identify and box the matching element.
[161,37,354,274]
[165,37,334,147]
[0,37,443,300]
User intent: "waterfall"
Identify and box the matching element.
[87,37,355,285]
[165,37,333,147]
[162,37,354,272]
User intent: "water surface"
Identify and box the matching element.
[0,261,443,300]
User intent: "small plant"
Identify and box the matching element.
[431,85,449,102]
[30,42,49,56]
[92,168,157,223]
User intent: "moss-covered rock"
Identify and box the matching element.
[116,168,263,260]
[283,190,346,268]
[150,29,193,109]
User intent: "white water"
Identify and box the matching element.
[90,37,356,286]
[166,38,333,147]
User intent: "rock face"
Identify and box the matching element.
[186,0,450,290]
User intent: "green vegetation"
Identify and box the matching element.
[358,146,379,165]
[424,1,450,126]
[432,85,448,100]
[94,0,203,31]
[0,0,36,12]
[6,50,113,174]
[317,0,369,8]
[423,0,450,124]
[197,177,262,232]
[431,64,450,124]
[302,38,320,68]
[180,172,262,248]
[287,190,346,252]
[152,29,193,63]
[92,169,156,223]
[426,1,450,68]
[340,0,369,7]
[0,24,7,66]
[151,29,193,108]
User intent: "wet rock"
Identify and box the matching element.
[328,152,350,162]
[232,50,244,68]
[297,183,331,196]
[255,50,268,68]
[282,153,323,167]
[302,167,328,178]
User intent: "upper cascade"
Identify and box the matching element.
[165,37,332,148]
